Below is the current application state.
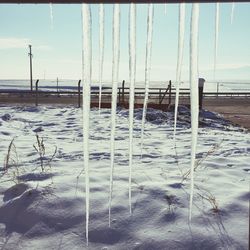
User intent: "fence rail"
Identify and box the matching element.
[1,79,250,108]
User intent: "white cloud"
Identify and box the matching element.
[0,37,31,49]
[0,37,52,51]
[200,63,250,71]
[35,45,52,51]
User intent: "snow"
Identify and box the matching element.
[0,104,249,249]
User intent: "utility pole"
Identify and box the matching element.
[28,45,33,91]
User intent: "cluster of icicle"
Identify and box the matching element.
[80,2,229,245]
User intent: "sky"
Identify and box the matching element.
[0,2,250,82]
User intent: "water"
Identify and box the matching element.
[231,2,235,24]
[98,4,104,112]
[173,3,185,142]
[81,3,92,245]
[128,3,136,214]
[1,79,250,94]
[140,4,154,155]
[189,3,199,221]
[49,3,54,30]
[214,3,219,79]
[109,3,120,227]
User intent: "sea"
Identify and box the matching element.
[0,79,250,93]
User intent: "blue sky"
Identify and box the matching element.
[0,3,250,82]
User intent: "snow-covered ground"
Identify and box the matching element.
[0,105,249,249]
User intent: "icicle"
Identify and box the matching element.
[231,2,235,24]
[128,3,136,215]
[81,4,92,245]
[140,4,154,155]
[164,3,167,15]
[98,4,104,113]
[189,3,199,221]
[108,4,120,227]
[173,3,185,142]
[214,3,219,80]
[49,3,54,30]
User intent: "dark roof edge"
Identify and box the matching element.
[0,0,248,3]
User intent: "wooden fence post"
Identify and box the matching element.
[122,80,125,106]
[78,80,81,108]
[118,87,121,105]
[57,77,59,97]
[168,80,172,109]
[159,89,162,104]
[35,79,39,106]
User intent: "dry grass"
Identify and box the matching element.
[33,134,57,172]
[3,137,20,183]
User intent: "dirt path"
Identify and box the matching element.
[203,97,250,130]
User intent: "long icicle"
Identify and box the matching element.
[128,3,136,214]
[49,3,54,30]
[231,2,235,25]
[81,4,92,245]
[173,3,185,142]
[214,3,219,80]
[140,4,154,156]
[108,3,120,227]
[98,4,104,113]
[189,3,199,221]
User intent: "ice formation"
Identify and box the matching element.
[128,3,136,214]
[81,4,92,245]
[98,4,104,112]
[173,3,185,142]
[49,3,54,30]
[140,4,154,155]
[214,3,220,79]
[231,2,235,24]
[189,3,199,221]
[108,3,120,227]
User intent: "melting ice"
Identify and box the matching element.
[173,3,185,142]
[128,3,136,214]
[49,3,54,30]
[140,4,154,155]
[231,2,235,24]
[99,4,104,112]
[81,4,92,245]
[189,3,199,221]
[214,3,219,79]
[108,3,120,227]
